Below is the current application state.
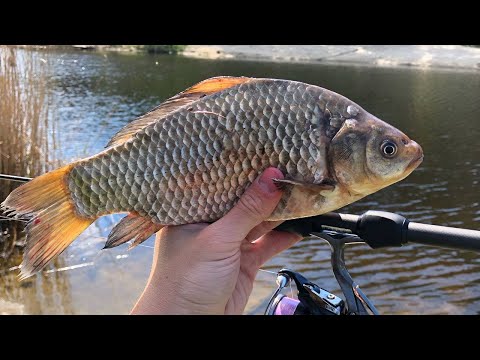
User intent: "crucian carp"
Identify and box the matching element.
[1,76,423,279]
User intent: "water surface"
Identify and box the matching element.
[1,49,479,314]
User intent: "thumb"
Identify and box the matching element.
[207,167,284,242]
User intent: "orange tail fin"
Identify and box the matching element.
[0,165,94,279]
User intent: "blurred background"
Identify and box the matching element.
[0,45,479,314]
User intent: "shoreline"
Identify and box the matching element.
[19,45,480,71]
[181,45,480,71]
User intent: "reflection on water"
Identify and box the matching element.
[1,48,479,314]
[1,253,74,314]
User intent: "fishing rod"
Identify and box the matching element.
[267,211,480,315]
[0,174,32,183]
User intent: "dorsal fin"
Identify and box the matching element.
[182,76,251,95]
[106,76,252,148]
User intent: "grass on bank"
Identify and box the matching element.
[142,45,186,54]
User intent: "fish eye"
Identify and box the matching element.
[380,140,397,158]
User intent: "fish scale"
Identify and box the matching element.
[67,79,348,224]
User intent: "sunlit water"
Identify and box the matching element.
[1,48,479,314]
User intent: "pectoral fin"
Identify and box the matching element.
[272,178,336,192]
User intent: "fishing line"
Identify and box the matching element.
[0,215,27,222]
[258,269,277,275]
[0,174,32,183]
[44,262,95,274]
[136,244,155,249]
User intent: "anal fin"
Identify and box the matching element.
[104,214,163,249]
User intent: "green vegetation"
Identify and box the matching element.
[142,45,187,54]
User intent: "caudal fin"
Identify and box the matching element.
[0,165,94,279]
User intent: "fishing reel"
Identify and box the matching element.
[264,268,345,315]
[265,229,379,315]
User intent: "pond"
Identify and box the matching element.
[1,48,479,314]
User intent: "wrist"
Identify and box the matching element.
[131,272,224,315]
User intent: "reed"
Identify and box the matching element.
[0,46,58,259]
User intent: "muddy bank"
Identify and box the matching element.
[182,45,480,71]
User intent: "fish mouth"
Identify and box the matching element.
[408,155,424,169]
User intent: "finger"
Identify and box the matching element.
[206,167,284,242]
[245,220,284,242]
[250,230,302,267]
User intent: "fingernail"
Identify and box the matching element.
[258,173,279,194]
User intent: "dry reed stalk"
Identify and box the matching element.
[0,46,58,259]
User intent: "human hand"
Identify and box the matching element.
[130,167,302,315]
